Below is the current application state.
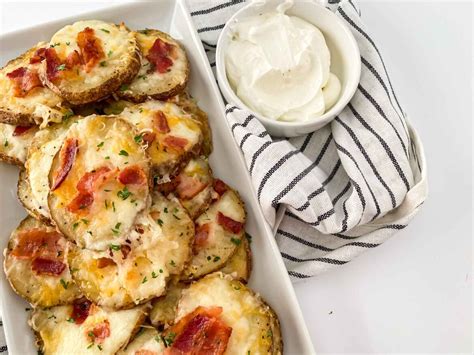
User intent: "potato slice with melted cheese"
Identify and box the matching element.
[40,20,141,105]
[68,192,193,309]
[219,234,252,283]
[182,187,246,281]
[0,43,66,127]
[120,100,203,180]
[118,29,189,103]
[29,300,148,355]
[3,216,81,307]
[48,115,150,251]
[175,272,282,355]
[118,327,164,355]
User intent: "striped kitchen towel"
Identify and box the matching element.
[187,0,428,279]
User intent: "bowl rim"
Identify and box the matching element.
[215,0,361,129]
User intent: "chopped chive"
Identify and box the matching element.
[109,244,121,251]
[3,139,8,147]
[67,317,75,323]
[231,237,241,246]
[99,61,107,67]
[157,219,163,226]
[142,276,148,284]
[97,141,104,148]
[119,84,129,92]
[119,149,129,156]
[107,50,113,57]
[151,271,158,278]
[100,28,110,33]
[73,222,79,230]
[56,64,66,71]
[117,186,132,200]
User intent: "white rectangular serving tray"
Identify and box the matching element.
[0,1,314,354]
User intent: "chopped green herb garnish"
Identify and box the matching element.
[70,268,79,273]
[97,141,104,148]
[81,218,89,225]
[162,332,176,347]
[105,200,109,209]
[117,186,132,200]
[213,256,221,262]
[164,207,168,213]
[63,109,74,120]
[47,315,57,319]
[119,149,129,156]
[157,218,164,226]
[207,256,211,261]
[119,84,129,92]
[50,42,60,48]
[231,237,241,246]
[137,74,147,80]
[99,61,107,67]
[66,41,70,45]
[245,233,252,244]
[87,343,94,349]
[267,329,273,338]
[111,222,121,235]
[109,244,121,251]
[73,222,79,230]
[151,271,158,278]
[97,345,103,351]
[105,156,110,160]
[60,279,69,289]
[142,276,148,284]
[57,64,66,71]
[170,260,176,267]
[112,201,116,212]
[172,214,181,220]
[159,269,163,273]
[67,317,75,323]
[100,28,110,33]
[4,140,8,147]
[107,50,113,57]
[134,134,143,143]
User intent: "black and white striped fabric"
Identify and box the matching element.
[187,0,428,280]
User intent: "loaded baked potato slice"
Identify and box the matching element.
[182,184,246,281]
[118,29,188,102]
[39,20,141,105]
[0,43,66,127]
[20,117,76,222]
[48,115,150,251]
[29,299,148,355]
[168,272,282,355]
[0,123,38,166]
[120,100,204,180]
[157,157,214,219]
[3,216,81,307]
[68,192,193,309]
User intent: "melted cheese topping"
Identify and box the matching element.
[176,273,275,355]
[121,100,202,174]
[0,43,64,127]
[29,304,146,355]
[47,20,138,90]
[123,31,187,95]
[4,216,80,307]
[69,193,193,308]
[49,115,149,251]
[0,123,37,164]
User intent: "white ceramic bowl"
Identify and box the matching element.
[216,0,361,137]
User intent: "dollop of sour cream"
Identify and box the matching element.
[225,1,341,122]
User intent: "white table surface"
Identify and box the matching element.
[0,1,472,353]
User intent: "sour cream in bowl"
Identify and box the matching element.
[216,0,361,137]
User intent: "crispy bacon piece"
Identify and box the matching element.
[97,257,116,269]
[118,165,147,186]
[66,49,83,69]
[217,212,243,234]
[29,48,47,64]
[156,178,179,195]
[120,245,131,259]
[31,257,66,276]
[77,27,104,72]
[51,138,78,191]
[71,298,92,325]
[11,229,62,259]
[6,67,43,97]
[165,306,231,355]
[146,38,174,74]
[176,174,207,200]
[193,223,210,254]
[12,125,32,136]
[153,111,170,133]
[44,47,62,83]
[88,320,111,343]
[213,179,228,197]
[162,136,188,151]
[67,167,112,213]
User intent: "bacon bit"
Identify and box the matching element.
[165,306,231,355]
[217,212,243,234]
[76,167,112,193]
[29,48,47,64]
[11,229,62,259]
[135,225,145,234]
[146,38,174,74]
[44,47,63,83]
[176,174,207,200]
[51,138,78,191]
[6,67,43,97]
[71,298,92,325]
[153,111,170,134]
[66,192,94,212]
[162,136,188,151]
[141,131,156,146]
[31,257,66,276]
[88,320,111,343]
[97,257,116,269]
[77,27,104,72]
[193,223,210,254]
[120,245,131,260]
[12,126,32,136]
[156,178,179,195]
[65,50,83,69]
[213,179,228,196]
[118,165,147,186]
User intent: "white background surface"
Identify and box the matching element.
[0,1,472,353]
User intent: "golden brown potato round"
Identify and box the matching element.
[219,233,252,283]
[3,216,81,307]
